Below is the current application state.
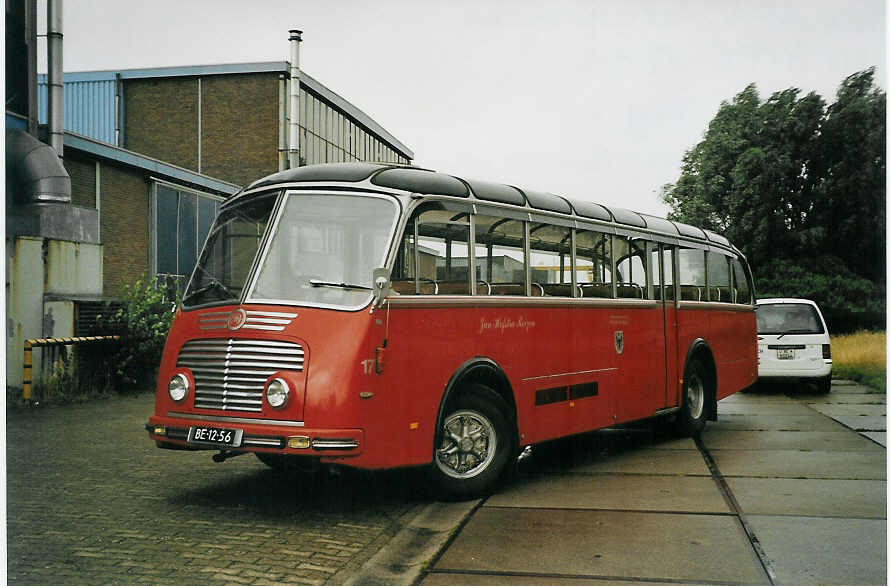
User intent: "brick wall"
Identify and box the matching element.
[65,151,96,209]
[99,163,150,296]
[123,73,280,187]
[124,77,199,171]
[201,73,279,187]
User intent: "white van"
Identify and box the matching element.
[755,298,832,393]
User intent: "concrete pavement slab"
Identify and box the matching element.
[748,515,887,585]
[488,473,730,513]
[726,478,887,518]
[828,382,884,394]
[715,402,819,415]
[829,415,886,431]
[700,430,884,451]
[423,574,691,585]
[862,431,886,446]
[709,414,850,431]
[813,393,886,404]
[568,447,711,476]
[432,508,765,584]
[808,404,887,417]
[709,449,886,479]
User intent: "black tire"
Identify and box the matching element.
[255,452,320,473]
[678,359,710,437]
[815,375,832,394]
[430,384,515,500]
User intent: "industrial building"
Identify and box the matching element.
[6,0,414,389]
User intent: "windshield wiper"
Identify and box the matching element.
[308,279,371,291]
[776,329,817,340]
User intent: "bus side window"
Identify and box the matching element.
[651,244,676,301]
[731,257,752,304]
[707,252,731,302]
[576,230,612,298]
[475,214,526,296]
[678,248,706,301]
[614,236,648,299]
[391,207,471,295]
[529,223,572,296]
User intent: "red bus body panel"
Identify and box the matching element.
[148,299,756,470]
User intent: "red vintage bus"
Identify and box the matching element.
[146,162,757,498]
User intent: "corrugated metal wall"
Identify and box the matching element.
[38,77,116,144]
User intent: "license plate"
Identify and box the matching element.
[777,348,795,360]
[187,426,243,447]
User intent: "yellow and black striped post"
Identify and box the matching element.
[22,336,120,402]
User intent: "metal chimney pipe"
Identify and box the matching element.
[287,29,302,169]
[47,0,64,157]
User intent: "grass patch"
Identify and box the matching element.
[831,330,886,392]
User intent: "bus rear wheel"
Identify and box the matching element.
[430,384,514,500]
[678,359,709,437]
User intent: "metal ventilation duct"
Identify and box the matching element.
[6,129,71,204]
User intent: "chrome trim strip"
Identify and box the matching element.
[678,301,754,312]
[522,367,618,382]
[386,296,657,309]
[246,310,298,318]
[312,439,360,450]
[242,324,286,331]
[166,412,305,427]
[655,406,680,416]
[243,438,285,447]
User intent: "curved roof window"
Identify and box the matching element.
[523,189,573,214]
[673,221,707,240]
[371,168,469,197]
[606,206,647,228]
[640,214,679,236]
[466,179,525,206]
[248,162,384,189]
[568,200,612,222]
[704,229,731,247]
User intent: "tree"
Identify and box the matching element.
[661,69,885,331]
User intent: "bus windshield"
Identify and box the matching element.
[182,193,278,308]
[249,193,399,309]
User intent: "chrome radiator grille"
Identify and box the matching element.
[177,338,304,412]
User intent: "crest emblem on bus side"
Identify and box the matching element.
[614,330,624,355]
[227,308,247,331]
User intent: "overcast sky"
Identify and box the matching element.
[45,0,885,215]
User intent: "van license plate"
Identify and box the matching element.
[188,426,243,447]
[777,348,794,360]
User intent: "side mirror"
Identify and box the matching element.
[372,268,391,307]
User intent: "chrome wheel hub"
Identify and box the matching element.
[436,410,497,479]
[687,373,705,420]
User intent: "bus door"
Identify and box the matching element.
[654,244,680,409]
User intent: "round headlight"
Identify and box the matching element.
[266,378,290,409]
[168,373,189,402]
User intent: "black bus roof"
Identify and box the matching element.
[239,162,734,251]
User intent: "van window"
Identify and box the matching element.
[756,304,825,335]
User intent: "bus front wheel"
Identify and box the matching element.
[678,359,709,437]
[430,384,514,500]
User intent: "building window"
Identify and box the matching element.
[154,183,222,290]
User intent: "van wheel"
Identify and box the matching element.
[816,375,832,394]
[678,359,709,437]
[430,384,514,500]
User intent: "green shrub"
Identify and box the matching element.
[96,277,178,392]
[755,257,885,333]
[30,351,113,404]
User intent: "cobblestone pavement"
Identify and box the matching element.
[7,393,428,585]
